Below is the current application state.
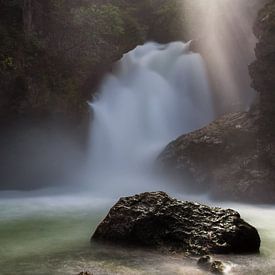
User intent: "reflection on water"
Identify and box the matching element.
[0,192,275,275]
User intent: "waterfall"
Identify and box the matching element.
[88,41,214,194]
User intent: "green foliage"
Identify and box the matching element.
[148,0,186,42]
[0,0,187,122]
[1,56,15,70]
[73,4,124,36]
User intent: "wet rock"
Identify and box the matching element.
[158,108,275,203]
[210,260,226,274]
[197,255,212,267]
[92,192,260,255]
[197,256,226,274]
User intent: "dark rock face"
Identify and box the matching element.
[250,0,275,149]
[158,1,275,203]
[158,108,275,202]
[92,192,260,255]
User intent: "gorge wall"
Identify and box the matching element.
[250,0,275,146]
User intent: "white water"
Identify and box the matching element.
[88,42,214,193]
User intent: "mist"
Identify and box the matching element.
[0,118,88,191]
[184,0,267,113]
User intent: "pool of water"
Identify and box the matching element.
[0,191,275,275]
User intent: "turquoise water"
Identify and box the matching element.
[0,192,275,275]
[0,193,107,275]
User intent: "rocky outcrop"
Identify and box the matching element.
[250,0,275,142]
[158,0,275,203]
[92,192,261,255]
[158,108,275,202]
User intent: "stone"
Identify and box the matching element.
[92,192,261,255]
[197,255,212,267]
[210,260,226,274]
[197,256,226,274]
[158,108,275,203]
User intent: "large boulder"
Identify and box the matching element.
[92,192,260,255]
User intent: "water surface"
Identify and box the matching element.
[1,191,275,275]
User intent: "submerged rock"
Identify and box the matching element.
[197,256,226,274]
[210,260,226,274]
[197,255,212,267]
[92,192,260,255]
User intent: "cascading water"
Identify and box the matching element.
[88,41,214,194]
